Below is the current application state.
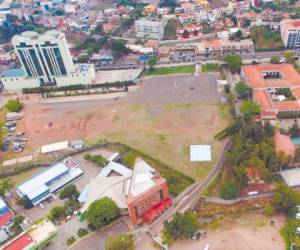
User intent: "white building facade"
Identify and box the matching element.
[280,19,300,50]
[135,18,167,40]
[1,30,95,90]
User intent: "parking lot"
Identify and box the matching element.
[1,120,28,153]
[133,73,222,104]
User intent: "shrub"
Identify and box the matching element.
[220,181,239,200]
[264,205,275,216]
[6,99,22,112]
[66,236,76,246]
[83,154,107,167]
[59,185,79,200]
[77,228,89,238]
[10,215,25,231]
[50,206,65,220]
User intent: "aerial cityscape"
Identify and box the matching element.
[1,0,300,249]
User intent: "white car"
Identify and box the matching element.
[297,227,300,235]
[204,244,210,250]
[295,213,300,219]
[39,203,45,209]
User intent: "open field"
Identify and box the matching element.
[170,214,285,250]
[14,74,228,181]
[146,65,195,76]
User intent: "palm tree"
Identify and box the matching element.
[0,178,13,195]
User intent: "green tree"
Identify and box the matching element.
[105,234,135,250]
[10,215,25,231]
[274,183,300,214]
[66,236,76,246]
[50,206,65,220]
[59,185,79,200]
[77,228,89,238]
[17,196,33,209]
[5,99,22,112]
[111,39,129,58]
[264,205,275,216]
[0,178,13,195]
[270,56,281,64]
[240,100,261,117]
[220,181,239,199]
[235,81,252,99]
[163,210,198,244]
[224,55,243,73]
[148,57,157,72]
[284,51,295,63]
[87,197,119,230]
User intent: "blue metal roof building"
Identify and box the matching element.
[17,160,84,206]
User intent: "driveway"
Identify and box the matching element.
[70,218,129,250]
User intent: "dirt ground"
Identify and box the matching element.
[171,214,285,250]
[14,74,228,179]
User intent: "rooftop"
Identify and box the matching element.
[281,167,300,187]
[129,159,156,197]
[274,131,296,157]
[3,233,33,250]
[242,63,300,88]
[1,68,25,78]
[0,210,13,227]
[281,19,300,30]
[17,162,69,197]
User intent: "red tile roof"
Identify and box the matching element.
[253,90,273,110]
[293,87,300,99]
[274,131,296,157]
[3,233,33,250]
[242,64,300,88]
[0,210,13,227]
[246,166,262,178]
[274,100,300,111]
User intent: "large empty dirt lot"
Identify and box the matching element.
[18,73,228,179]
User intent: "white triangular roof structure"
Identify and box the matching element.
[80,176,131,213]
[129,159,156,197]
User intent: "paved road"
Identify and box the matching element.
[149,141,231,235]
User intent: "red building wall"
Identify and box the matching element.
[127,177,169,225]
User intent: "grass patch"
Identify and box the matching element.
[250,26,284,50]
[218,104,230,120]
[146,65,195,76]
[107,142,194,196]
[201,63,220,72]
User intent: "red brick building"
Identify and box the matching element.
[127,158,172,225]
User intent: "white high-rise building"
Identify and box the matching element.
[280,19,300,50]
[1,30,95,90]
[135,18,167,40]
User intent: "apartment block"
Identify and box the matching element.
[135,18,167,40]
